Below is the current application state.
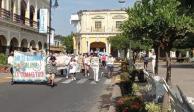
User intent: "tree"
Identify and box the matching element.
[63,34,73,54]
[122,0,194,111]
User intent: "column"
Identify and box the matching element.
[108,43,111,54]
[17,0,21,15]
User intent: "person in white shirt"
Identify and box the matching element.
[84,54,91,77]
[151,52,156,74]
[8,52,14,83]
[106,55,115,78]
[90,54,100,82]
[69,58,77,80]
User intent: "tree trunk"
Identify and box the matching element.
[165,49,171,85]
[162,48,171,112]
[154,46,159,75]
[124,48,128,60]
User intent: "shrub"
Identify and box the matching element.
[115,95,146,112]
[145,102,161,112]
[119,72,133,95]
[0,53,7,65]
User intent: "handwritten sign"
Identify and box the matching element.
[90,57,99,68]
[13,51,47,82]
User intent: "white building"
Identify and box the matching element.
[0,0,50,54]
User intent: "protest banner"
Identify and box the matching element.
[13,51,47,82]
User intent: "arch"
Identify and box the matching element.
[44,43,47,50]
[30,40,36,50]
[112,15,126,19]
[20,0,27,24]
[21,39,28,52]
[29,5,35,27]
[10,37,19,52]
[90,42,106,52]
[38,41,42,50]
[0,35,7,53]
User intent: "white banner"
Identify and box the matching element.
[13,51,47,82]
[39,9,48,33]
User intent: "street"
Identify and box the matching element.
[0,74,112,112]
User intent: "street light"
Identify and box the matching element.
[48,0,59,53]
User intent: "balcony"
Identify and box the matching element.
[91,27,105,32]
[0,8,38,31]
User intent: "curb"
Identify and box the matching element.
[108,76,122,112]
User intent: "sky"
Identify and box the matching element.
[51,0,136,36]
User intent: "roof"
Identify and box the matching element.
[77,9,127,14]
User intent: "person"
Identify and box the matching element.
[90,54,100,82]
[151,52,156,74]
[106,55,115,78]
[143,54,149,70]
[63,54,71,79]
[69,58,77,80]
[101,54,107,68]
[84,54,91,77]
[8,51,14,84]
[46,54,57,87]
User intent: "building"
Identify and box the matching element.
[50,35,66,53]
[0,0,50,54]
[71,9,128,55]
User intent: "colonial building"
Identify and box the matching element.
[0,0,50,54]
[71,9,128,55]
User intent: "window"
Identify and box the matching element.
[116,21,122,29]
[95,21,101,29]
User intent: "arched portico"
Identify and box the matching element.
[0,35,7,53]
[44,43,47,50]
[90,42,106,53]
[10,37,19,52]
[21,39,28,52]
[30,40,36,50]
[38,41,42,50]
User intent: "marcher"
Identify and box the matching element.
[101,54,107,68]
[69,58,77,80]
[84,54,91,77]
[151,52,156,74]
[8,51,14,84]
[90,54,100,82]
[143,54,149,70]
[46,54,57,87]
[106,55,115,78]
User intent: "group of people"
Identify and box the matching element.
[46,52,115,85]
[7,49,116,86]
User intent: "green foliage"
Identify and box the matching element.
[63,34,73,53]
[145,102,161,112]
[0,53,7,65]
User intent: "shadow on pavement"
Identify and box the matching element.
[160,63,194,69]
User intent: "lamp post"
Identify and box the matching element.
[48,0,58,53]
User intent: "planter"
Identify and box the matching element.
[137,70,145,82]
[0,65,9,73]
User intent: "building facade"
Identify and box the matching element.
[71,9,128,55]
[0,0,50,54]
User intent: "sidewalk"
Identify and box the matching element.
[0,73,11,83]
[140,61,194,98]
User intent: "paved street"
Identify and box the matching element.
[146,61,194,98]
[0,73,112,112]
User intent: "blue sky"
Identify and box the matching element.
[52,0,136,36]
